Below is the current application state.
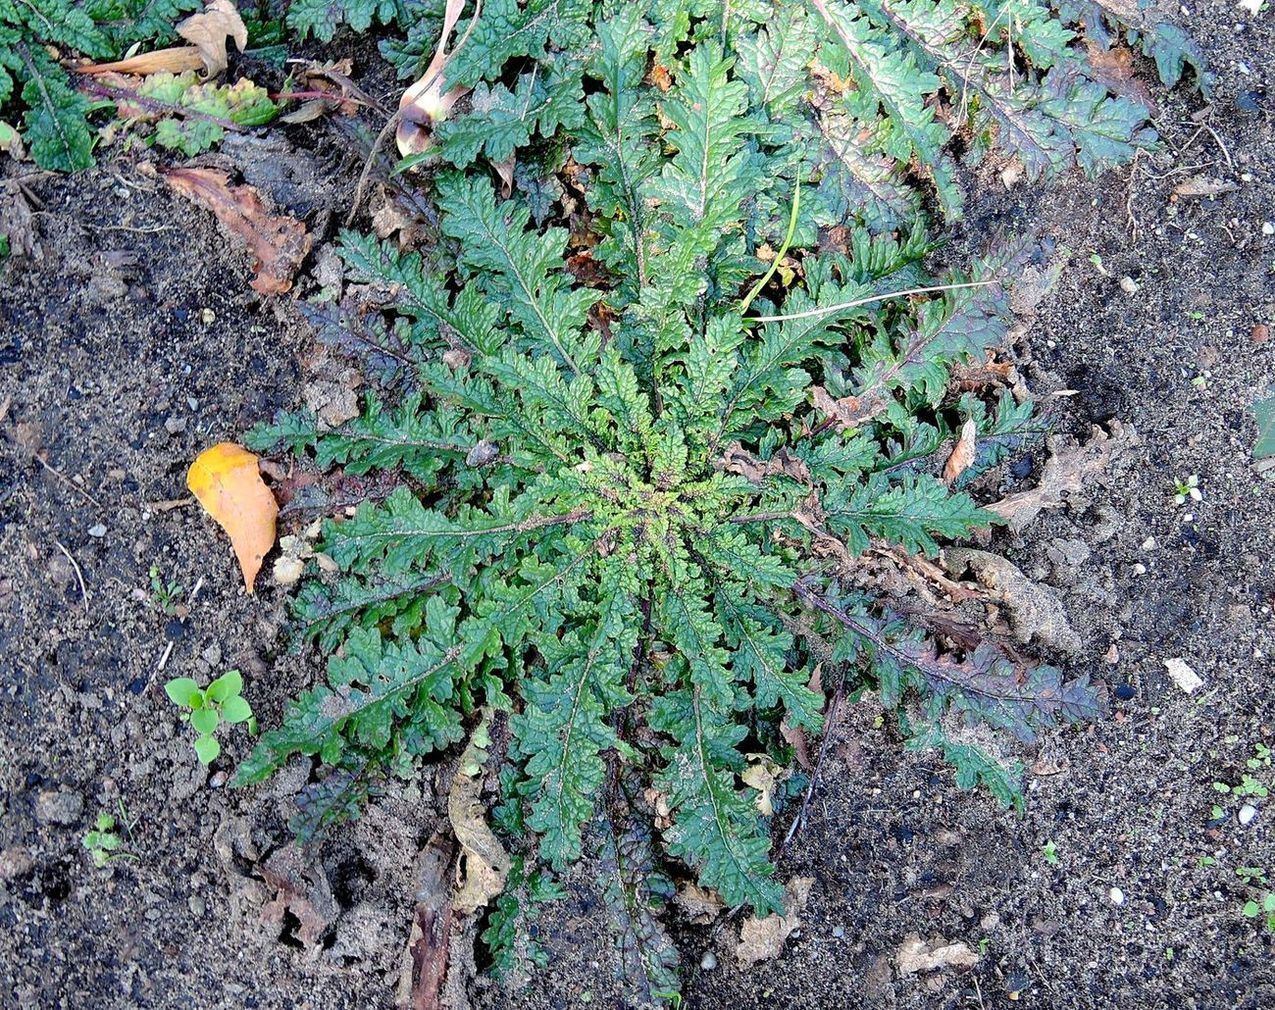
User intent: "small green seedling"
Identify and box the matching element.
[165,670,255,765]
[148,564,185,616]
[82,812,123,867]
[1042,840,1059,866]
[1247,743,1272,771]
[1242,893,1275,931]
[1236,866,1268,887]
[1235,775,1269,799]
[1173,474,1202,505]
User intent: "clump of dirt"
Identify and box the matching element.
[2,3,1273,1008]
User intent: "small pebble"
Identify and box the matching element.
[1132,563,1147,576]
[0,846,35,882]
[832,925,845,939]
[1239,804,1258,827]
[1119,276,1139,295]
[1235,92,1262,114]
[1141,536,1157,550]
[188,895,207,917]
[164,416,187,435]
[1115,684,1136,701]
[700,951,718,970]
[88,524,107,538]
[186,397,199,410]
[1110,887,1126,906]
[35,789,84,826]
[199,307,216,324]
[1263,222,1275,236]
[208,771,227,789]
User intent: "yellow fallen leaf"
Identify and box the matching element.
[187,442,278,593]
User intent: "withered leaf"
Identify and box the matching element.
[942,419,977,484]
[722,443,812,485]
[176,0,248,77]
[985,422,1137,532]
[736,876,814,965]
[162,167,312,294]
[1171,176,1239,201]
[447,715,510,915]
[810,385,889,431]
[943,548,1080,655]
[895,935,979,974]
[74,47,206,76]
[259,843,338,951]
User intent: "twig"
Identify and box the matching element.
[748,280,999,325]
[1124,149,1143,242]
[780,669,847,853]
[54,540,88,612]
[188,575,206,606]
[83,222,178,235]
[346,108,405,228]
[1199,123,1234,174]
[32,454,103,508]
[155,640,175,674]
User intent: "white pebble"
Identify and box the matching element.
[700,951,718,970]
[1110,887,1126,906]
[88,524,107,538]
[1263,222,1275,236]
[1164,657,1203,694]
[1141,536,1157,550]
[1132,563,1147,576]
[1119,276,1139,295]
[1239,804,1258,827]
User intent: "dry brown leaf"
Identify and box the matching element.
[162,167,312,294]
[895,934,979,974]
[259,843,338,951]
[810,385,889,431]
[396,833,456,1010]
[736,876,814,965]
[447,714,510,916]
[985,422,1137,532]
[75,47,206,76]
[492,155,515,197]
[943,548,1080,655]
[722,443,812,485]
[177,0,248,76]
[1084,43,1153,106]
[674,884,725,924]
[397,0,473,157]
[942,419,977,484]
[1170,176,1239,201]
[0,180,38,260]
[187,442,278,593]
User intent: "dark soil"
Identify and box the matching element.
[2,4,1273,1009]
